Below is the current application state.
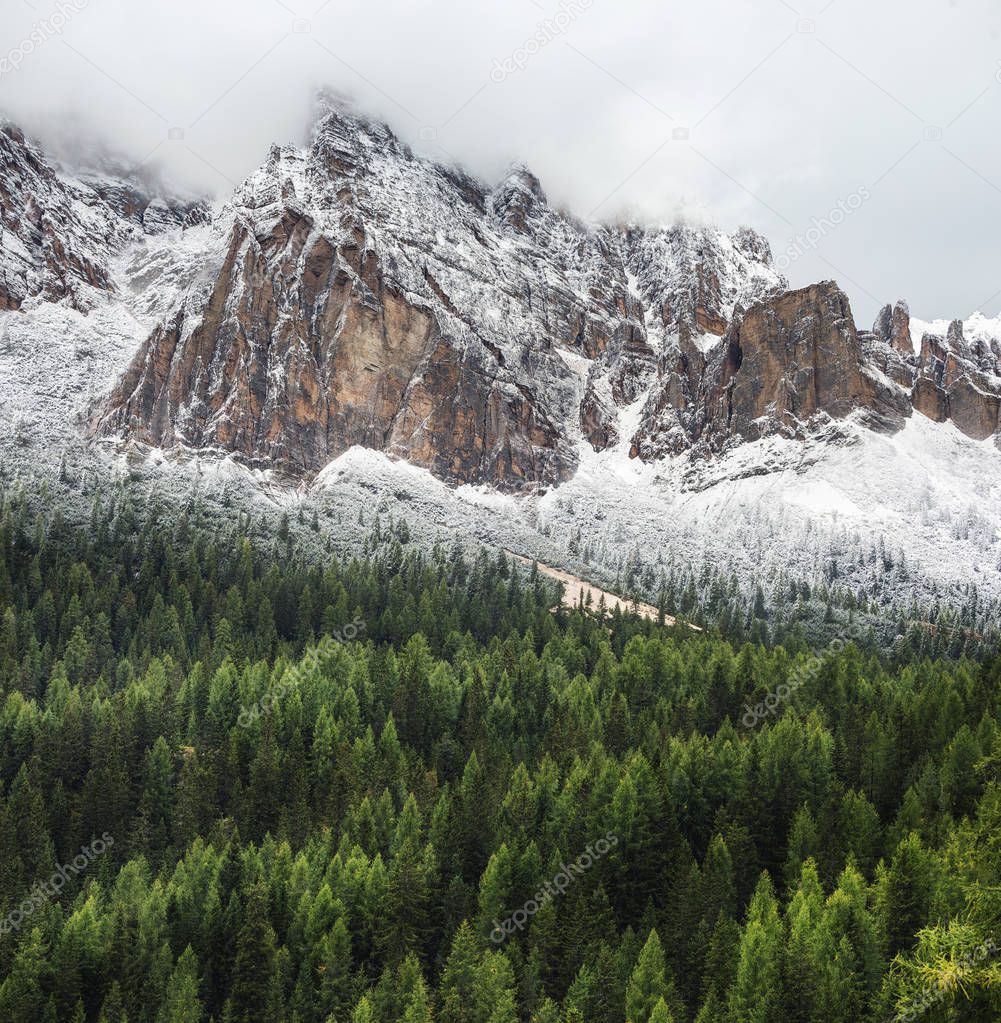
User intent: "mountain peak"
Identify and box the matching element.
[309,98,408,178]
[490,163,548,232]
[0,109,992,494]
[500,162,545,197]
[309,87,370,132]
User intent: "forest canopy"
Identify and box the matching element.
[0,489,998,1022]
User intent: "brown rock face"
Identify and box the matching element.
[490,166,546,234]
[580,382,617,451]
[630,282,911,458]
[911,377,949,423]
[86,105,1000,487]
[94,105,790,489]
[100,214,568,488]
[0,283,22,311]
[723,284,870,436]
[0,123,114,309]
[948,379,1000,440]
[0,128,114,309]
[906,319,1001,441]
[96,112,590,489]
[874,300,913,356]
[0,122,208,312]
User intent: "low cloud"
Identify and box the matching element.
[2,0,1001,324]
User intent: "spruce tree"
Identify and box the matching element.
[625,930,677,1023]
[230,886,278,1023]
[157,947,203,1023]
[727,874,784,1023]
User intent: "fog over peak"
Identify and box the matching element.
[2,0,1001,323]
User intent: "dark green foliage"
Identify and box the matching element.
[0,492,997,1020]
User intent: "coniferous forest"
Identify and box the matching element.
[0,488,999,1022]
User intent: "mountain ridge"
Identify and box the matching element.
[1,101,999,496]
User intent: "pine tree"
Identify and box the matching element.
[875,833,933,957]
[783,805,820,893]
[470,951,517,1023]
[439,922,478,1023]
[320,918,354,1023]
[157,946,204,1023]
[230,886,278,1023]
[385,796,434,964]
[727,874,784,1023]
[99,981,128,1023]
[782,860,824,1023]
[0,927,49,1023]
[647,998,674,1023]
[625,930,678,1023]
[351,994,376,1023]
[400,974,434,1023]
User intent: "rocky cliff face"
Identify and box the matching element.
[0,122,208,313]
[5,101,999,489]
[94,102,792,487]
[1,124,117,311]
[864,305,1001,443]
[628,282,922,460]
[909,317,1001,441]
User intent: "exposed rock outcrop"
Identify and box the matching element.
[874,300,913,356]
[96,102,788,488]
[710,282,911,441]
[867,304,1001,442]
[630,282,912,458]
[0,122,209,313]
[1,100,991,489]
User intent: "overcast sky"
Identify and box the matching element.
[3,0,1001,324]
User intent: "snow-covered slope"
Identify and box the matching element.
[91,99,792,487]
[0,100,999,623]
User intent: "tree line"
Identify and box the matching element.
[0,488,998,1020]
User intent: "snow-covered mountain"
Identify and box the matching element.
[0,123,208,313]
[85,99,999,488]
[1,98,1000,620]
[91,100,791,488]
